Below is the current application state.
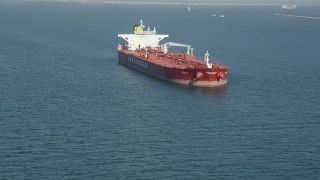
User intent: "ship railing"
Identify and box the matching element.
[134,31,156,35]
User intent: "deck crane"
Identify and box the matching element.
[162,42,194,55]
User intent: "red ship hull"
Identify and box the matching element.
[118,50,228,87]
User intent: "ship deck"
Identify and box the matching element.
[121,49,227,70]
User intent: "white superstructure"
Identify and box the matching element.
[118,19,168,51]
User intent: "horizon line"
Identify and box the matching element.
[8,0,320,6]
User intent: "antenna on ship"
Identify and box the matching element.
[140,19,145,31]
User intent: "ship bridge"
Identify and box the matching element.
[118,19,168,50]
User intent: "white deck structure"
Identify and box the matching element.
[118,20,168,51]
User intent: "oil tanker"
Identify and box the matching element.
[117,20,228,87]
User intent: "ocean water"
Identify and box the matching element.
[1,2,320,179]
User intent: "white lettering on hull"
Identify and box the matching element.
[127,56,148,68]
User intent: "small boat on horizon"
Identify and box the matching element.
[282,4,297,9]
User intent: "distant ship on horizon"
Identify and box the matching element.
[282,4,297,9]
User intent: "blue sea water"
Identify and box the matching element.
[1,1,320,179]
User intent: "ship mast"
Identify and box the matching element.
[204,50,213,68]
